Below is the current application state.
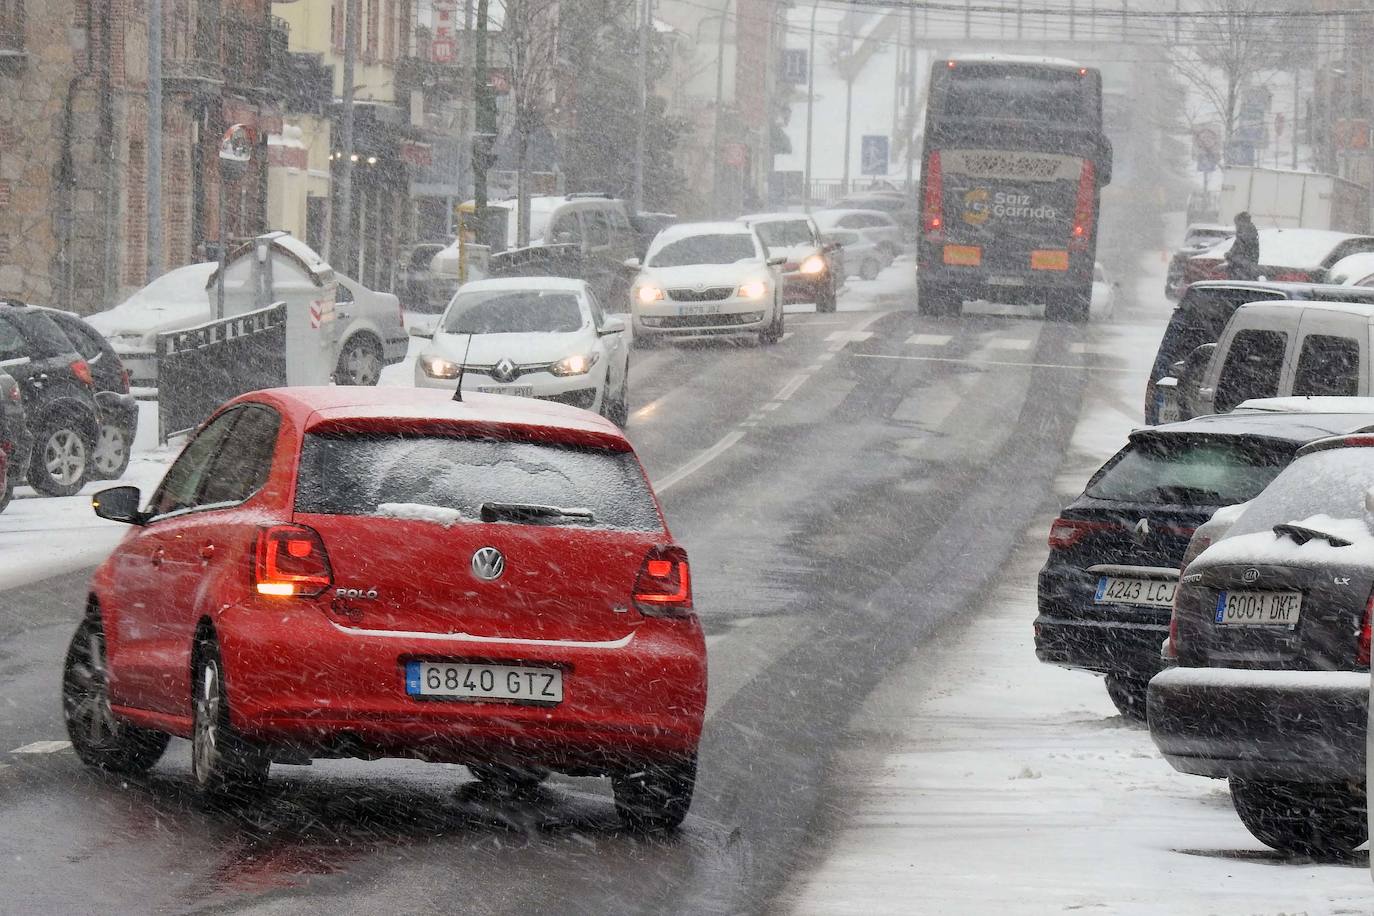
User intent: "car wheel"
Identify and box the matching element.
[1103,674,1149,722]
[191,638,269,802]
[91,421,133,480]
[860,258,880,281]
[815,279,837,313]
[63,614,170,775]
[1229,778,1367,858]
[612,754,696,832]
[334,334,384,386]
[468,764,550,792]
[29,419,91,497]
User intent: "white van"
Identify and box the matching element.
[1168,300,1374,419]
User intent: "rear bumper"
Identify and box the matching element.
[216,601,707,772]
[1147,667,1368,781]
[1033,615,1168,680]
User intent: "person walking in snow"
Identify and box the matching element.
[1227,211,1260,280]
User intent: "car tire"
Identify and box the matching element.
[815,279,837,313]
[760,300,784,346]
[1229,778,1367,858]
[860,258,880,281]
[604,378,630,427]
[91,420,133,481]
[63,613,170,775]
[28,417,91,497]
[191,638,269,803]
[469,764,550,792]
[334,333,385,386]
[613,754,696,832]
[1103,674,1149,722]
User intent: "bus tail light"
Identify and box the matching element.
[922,151,944,239]
[1069,160,1096,252]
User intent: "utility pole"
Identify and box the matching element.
[147,0,163,280]
[904,1,916,191]
[633,0,650,212]
[473,0,496,242]
[802,0,820,211]
[337,0,359,274]
[1292,67,1300,169]
[710,0,732,216]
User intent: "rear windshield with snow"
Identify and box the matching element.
[295,433,663,532]
[1226,446,1374,538]
[1084,435,1292,506]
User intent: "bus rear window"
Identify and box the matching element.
[938,65,1095,124]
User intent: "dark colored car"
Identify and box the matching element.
[1144,281,1374,425]
[1149,433,1374,857]
[1035,407,1374,719]
[0,302,100,496]
[39,307,139,481]
[0,370,31,512]
[1179,228,1374,294]
[1164,224,1232,300]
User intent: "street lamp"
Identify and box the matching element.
[710,0,733,216]
[802,0,820,212]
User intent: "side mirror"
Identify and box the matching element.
[93,486,144,525]
[409,318,438,339]
[599,316,626,336]
[623,256,641,269]
[767,256,787,267]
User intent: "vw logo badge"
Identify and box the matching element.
[492,358,518,384]
[471,547,506,581]
[1242,567,1260,584]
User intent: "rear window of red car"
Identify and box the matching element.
[295,432,664,532]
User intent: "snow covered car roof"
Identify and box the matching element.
[1325,251,1374,286]
[737,213,809,225]
[1136,407,1374,445]
[651,221,757,244]
[84,261,217,338]
[451,276,588,294]
[946,53,1084,70]
[1235,396,1374,415]
[1192,228,1374,270]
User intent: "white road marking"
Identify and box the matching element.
[826,330,874,349]
[987,338,1032,351]
[1070,342,1116,355]
[906,333,952,347]
[655,430,747,494]
[780,332,794,342]
[852,353,1137,373]
[817,352,835,362]
[760,401,781,412]
[11,740,71,754]
[773,373,812,403]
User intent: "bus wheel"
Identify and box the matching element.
[1046,287,1090,323]
[918,281,959,317]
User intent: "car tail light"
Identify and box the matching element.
[71,359,93,387]
[4,383,18,403]
[632,545,692,618]
[1359,591,1374,667]
[922,151,944,239]
[1069,160,1095,252]
[255,524,333,597]
[1047,517,1113,550]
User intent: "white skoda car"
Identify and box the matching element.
[413,277,632,425]
[629,222,784,346]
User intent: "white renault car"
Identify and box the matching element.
[413,277,631,425]
[629,222,784,345]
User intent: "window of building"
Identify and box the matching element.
[780,49,808,85]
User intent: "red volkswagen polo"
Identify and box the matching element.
[62,387,706,830]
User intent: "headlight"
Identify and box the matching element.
[419,354,461,379]
[636,285,664,304]
[737,280,769,300]
[799,255,827,275]
[550,353,601,377]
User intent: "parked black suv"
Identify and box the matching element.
[0,302,101,496]
[38,307,139,480]
[1149,432,1374,857]
[1144,281,1374,425]
[1035,406,1374,719]
[0,370,30,512]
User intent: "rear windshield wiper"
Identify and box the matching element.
[1272,523,1353,547]
[480,502,595,524]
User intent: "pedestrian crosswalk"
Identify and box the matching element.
[896,332,1115,357]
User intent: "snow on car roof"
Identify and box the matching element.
[737,213,809,225]
[239,387,627,443]
[84,261,218,336]
[1196,228,1372,268]
[1235,396,1374,415]
[947,52,1084,69]
[653,221,756,242]
[813,209,894,222]
[453,276,587,293]
[1197,513,1374,568]
[1326,251,1374,285]
[1139,406,1374,444]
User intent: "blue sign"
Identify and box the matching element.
[861,135,889,176]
